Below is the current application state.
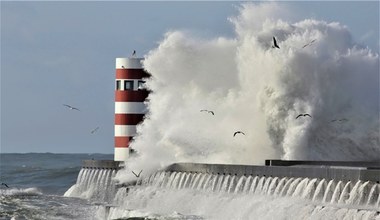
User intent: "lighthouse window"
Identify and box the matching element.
[138,80,146,90]
[116,80,121,90]
[124,80,133,90]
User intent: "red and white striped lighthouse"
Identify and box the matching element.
[114,57,149,161]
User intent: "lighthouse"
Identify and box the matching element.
[114,57,149,161]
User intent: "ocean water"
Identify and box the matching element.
[0,153,112,220]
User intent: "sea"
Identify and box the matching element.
[0,153,112,220]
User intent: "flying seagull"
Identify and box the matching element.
[1,183,9,188]
[91,127,100,134]
[132,50,136,57]
[233,131,245,137]
[272,36,280,49]
[200,110,214,115]
[132,170,143,178]
[331,118,348,123]
[296,114,312,119]
[63,104,80,111]
[302,39,317,48]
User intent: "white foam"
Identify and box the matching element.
[1,187,42,196]
[114,2,379,185]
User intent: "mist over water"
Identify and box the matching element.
[116,3,379,183]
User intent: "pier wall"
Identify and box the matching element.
[80,159,380,182]
[164,161,380,182]
[82,160,121,169]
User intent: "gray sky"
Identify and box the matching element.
[1,1,379,154]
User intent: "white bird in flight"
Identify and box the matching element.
[233,131,245,137]
[63,104,80,111]
[200,109,214,115]
[331,118,348,123]
[296,113,312,119]
[91,127,100,134]
[272,36,280,49]
[302,39,317,48]
[132,170,143,178]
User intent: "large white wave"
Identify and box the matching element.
[115,3,379,183]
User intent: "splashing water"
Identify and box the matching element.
[114,2,379,184]
[105,171,380,220]
[64,168,117,203]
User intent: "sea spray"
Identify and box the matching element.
[114,2,379,185]
[106,171,380,220]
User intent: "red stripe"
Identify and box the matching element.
[116,69,150,79]
[115,136,133,148]
[115,90,149,102]
[115,114,145,125]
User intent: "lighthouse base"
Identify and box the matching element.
[114,148,130,161]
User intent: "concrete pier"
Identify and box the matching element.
[80,159,380,182]
[165,161,380,182]
[82,160,122,169]
[265,159,380,168]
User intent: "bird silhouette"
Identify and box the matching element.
[331,118,348,123]
[200,110,214,115]
[296,114,312,119]
[63,104,80,111]
[272,36,280,49]
[233,131,245,137]
[132,50,136,57]
[302,39,317,48]
[1,183,9,188]
[91,127,100,134]
[132,170,143,178]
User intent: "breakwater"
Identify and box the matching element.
[165,160,380,182]
[65,160,380,219]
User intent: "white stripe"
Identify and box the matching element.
[115,125,136,137]
[116,58,143,69]
[115,102,147,114]
[114,148,130,161]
